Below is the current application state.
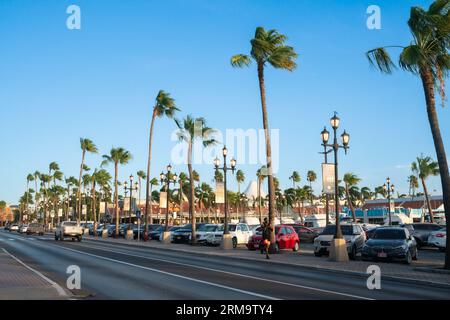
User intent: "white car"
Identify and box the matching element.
[55,221,83,242]
[9,224,19,232]
[190,224,221,244]
[428,228,446,252]
[205,223,253,248]
[18,224,29,233]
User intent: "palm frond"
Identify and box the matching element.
[366,47,396,74]
[230,54,251,68]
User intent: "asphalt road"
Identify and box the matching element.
[0,229,449,300]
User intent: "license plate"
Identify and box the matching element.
[378,252,387,258]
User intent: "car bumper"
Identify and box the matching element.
[361,250,407,260]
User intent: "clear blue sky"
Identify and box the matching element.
[1,0,449,204]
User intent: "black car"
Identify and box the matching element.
[406,223,443,248]
[362,227,418,264]
[149,225,166,240]
[172,223,207,244]
[288,225,319,243]
[133,224,162,239]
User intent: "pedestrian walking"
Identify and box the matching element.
[261,218,273,260]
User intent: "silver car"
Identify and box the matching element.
[314,224,366,260]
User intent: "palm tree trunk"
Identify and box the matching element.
[420,68,450,268]
[257,63,276,245]
[114,162,119,236]
[188,142,196,245]
[92,181,97,236]
[145,108,157,231]
[77,150,85,223]
[346,184,357,222]
[421,177,434,224]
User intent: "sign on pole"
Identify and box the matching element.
[99,202,106,214]
[58,209,63,217]
[159,192,167,209]
[322,163,335,195]
[82,205,87,216]
[215,182,225,204]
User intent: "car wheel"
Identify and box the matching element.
[293,242,299,252]
[404,251,412,264]
[349,245,357,260]
[314,252,322,257]
[232,237,237,249]
[412,248,418,261]
[54,233,58,241]
[77,236,82,242]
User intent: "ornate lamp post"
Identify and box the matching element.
[321,112,350,262]
[320,127,333,225]
[160,165,178,244]
[383,178,395,226]
[214,146,236,249]
[124,175,139,240]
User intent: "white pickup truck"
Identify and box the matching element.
[55,221,83,242]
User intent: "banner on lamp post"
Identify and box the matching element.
[58,209,63,217]
[159,192,167,209]
[322,163,335,195]
[82,205,87,216]
[215,182,225,204]
[99,202,106,214]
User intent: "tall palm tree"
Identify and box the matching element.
[102,148,132,236]
[231,27,298,245]
[235,170,245,219]
[366,0,450,268]
[177,172,188,215]
[176,116,216,244]
[343,173,361,222]
[39,174,51,225]
[25,174,34,222]
[145,91,179,233]
[306,170,317,204]
[289,171,301,188]
[412,155,440,223]
[90,169,112,233]
[408,175,419,197]
[33,171,40,215]
[78,138,98,222]
[65,176,78,220]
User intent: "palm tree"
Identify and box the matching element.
[39,174,51,225]
[235,170,245,219]
[33,171,40,215]
[145,91,179,233]
[102,148,132,236]
[214,171,224,183]
[78,138,98,222]
[24,174,34,223]
[343,173,361,222]
[231,27,298,245]
[366,0,450,268]
[412,155,440,223]
[306,170,317,204]
[65,176,78,220]
[176,116,216,244]
[374,186,387,199]
[289,171,301,188]
[90,169,112,233]
[360,187,373,205]
[408,175,419,197]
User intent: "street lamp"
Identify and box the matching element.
[124,175,138,240]
[320,127,332,225]
[383,178,395,226]
[321,112,350,262]
[160,165,178,244]
[214,146,237,250]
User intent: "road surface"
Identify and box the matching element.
[0,230,448,300]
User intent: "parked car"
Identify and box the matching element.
[287,224,319,243]
[149,225,165,240]
[55,221,83,242]
[26,223,45,235]
[118,223,128,238]
[314,224,366,259]
[9,224,19,232]
[247,225,300,252]
[18,224,29,233]
[361,227,418,264]
[4,223,11,231]
[172,224,207,244]
[192,224,220,244]
[134,224,162,240]
[406,223,443,248]
[205,223,252,248]
[428,228,446,252]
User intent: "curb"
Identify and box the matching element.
[84,236,450,289]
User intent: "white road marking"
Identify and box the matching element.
[2,248,68,298]
[8,239,15,241]
[52,244,279,300]
[71,242,374,300]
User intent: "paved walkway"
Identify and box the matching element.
[0,249,68,300]
[85,235,450,287]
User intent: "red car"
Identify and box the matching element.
[247,225,300,252]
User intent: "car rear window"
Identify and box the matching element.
[373,229,406,240]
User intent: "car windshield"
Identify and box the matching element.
[217,225,236,232]
[373,229,406,240]
[64,222,78,226]
[321,225,354,236]
[198,225,217,232]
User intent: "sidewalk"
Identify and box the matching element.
[0,249,68,300]
[85,235,450,287]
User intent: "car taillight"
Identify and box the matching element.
[436,233,446,238]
